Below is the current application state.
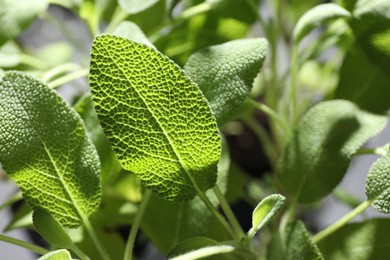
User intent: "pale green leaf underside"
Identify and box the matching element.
[89,35,221,201]
[248,194,285,238]
[318,219,390,259]
[293,3,350,43]
[184,38,268,125]
[366,151,390,213]
[0,0,48,46]
[38,249,72,260]
[0,71,101,227]
[112,21,154,49]
[277,100,387,203]
[118,0,159,14]
[353,0,390,19]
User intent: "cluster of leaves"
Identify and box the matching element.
[1,0,390,259]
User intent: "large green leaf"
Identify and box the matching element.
[0,71,101,227]
[366,151,390,213]
[184,38,268,125]
[318,219,390,259]
[277,100,387,203]
[0,0,48,46]
[89,35,221,201]
[335,0,390,113]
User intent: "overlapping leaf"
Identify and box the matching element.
[0,71,101,227]
[89,35,221,201]
[277,100,387,203]
[184,38,268,125]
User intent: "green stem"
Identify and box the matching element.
[48,68,89,89]
[105,6,128,33]
[83,218,111,260]
[0,234,49,255]
[353,144,389,157]
[289,43,299,126]
[246,98,291,136]
[196,189,238,240]
[19,54,47,70]
[42,63,81,82]
[176,2,212,23]
[312,199,373,243]
[70,244,90,260]
[0,193,23,211]
[123,189,152,260]
[213,185,245,239]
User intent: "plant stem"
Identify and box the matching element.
[42,63,81,82]
[0,234,49,255]
[83,218,111,260]
[123,189,152,260]
[289,43,299,126]
[246,98,291,136]
[196,189,238,240]
[105,6,128,33]
[19,54,47,70]
[48,68,89,89]
[213,185,245,239]
[0,193,23,211]
[353,144,389,157]
[70,244,90,260]
[312,199,373,243]
[176,2,212,23]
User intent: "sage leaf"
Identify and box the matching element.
[112,21,154,48]
[33,209,73,248]
[0,41,21,68]
[293,3,351,43]
[167,237,218,259]
[89,35,221,201]
[318,219,390,259]
[184,38,268,125]
[285,221,324,260]
[248,194,285,239]
[37,249,72,260]
[0,71,101,227]
[118,0,159,14]
[366,151,390,213]
[277,100,387,203]
[0,0,48,46]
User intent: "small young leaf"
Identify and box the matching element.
[0,71,101,227]
[293,3,350,43]
[0,0,48,46]
[277,100,387,203]
[37,249,72,260]
[33,209,73,248]
[112,21,154,48]
[247,194,285,239]
[184,38,268,125]
[318,218,390,259]
[285,221,324,260]
[118,0,159,14]
[366,151,390,213]
[89,35,221,201]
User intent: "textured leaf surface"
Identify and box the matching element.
[277,100,387,203]
[0,0,48,46]
[248,194,285,239]
[0,71,101,227]
[38,249,72,260]
[335,0,390,113]
[184,38,267,125]
[318,219,390,260]
[118,0,159,14]
[366,151,390,213]
[293,3,350,43]
[89,35,221,201]
[285,221,324,260]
